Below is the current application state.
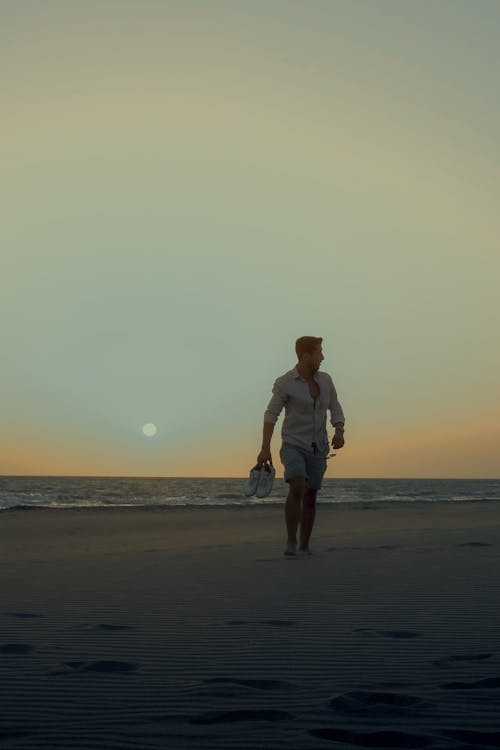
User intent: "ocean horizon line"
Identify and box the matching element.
[1,474,500,480]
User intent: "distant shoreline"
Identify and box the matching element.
[3,496,500,514]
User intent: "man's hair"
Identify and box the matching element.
[295,336,323,360]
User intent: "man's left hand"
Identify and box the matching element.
[332,431,345,449]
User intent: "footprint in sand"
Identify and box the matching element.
[327,545,401,552]
[203,677,296,691]
[444,729,500,746]
[329,690,426,715]
[189,709,293,725]
[440,676,500,690]
[433,652,492,667]
[3,612,42,618]
[50,660,139,675]
[225,619,296,627]
[309,727,433,747]
[93,624,133,631]
[0,643,35,654]
[134,712,192,726]
[353,628,421,639]
[0,730,32,742]
[80,660,138,672]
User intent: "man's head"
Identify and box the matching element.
[295,336,324,372]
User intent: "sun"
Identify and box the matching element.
[142,423,157,437]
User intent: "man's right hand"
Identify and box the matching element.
[257,447,272,465]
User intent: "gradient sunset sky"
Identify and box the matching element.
[3,1,499,478]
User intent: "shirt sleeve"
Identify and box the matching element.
[328,375,345,427]
[263,377,287,424]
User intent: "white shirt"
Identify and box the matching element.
[263,364,345,457]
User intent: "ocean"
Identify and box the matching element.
[0,476,499,511]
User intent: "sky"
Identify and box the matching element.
[2,0,500,478]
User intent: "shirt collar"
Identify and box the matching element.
[294,364,319,382]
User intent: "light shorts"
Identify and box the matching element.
[279,441,327,491]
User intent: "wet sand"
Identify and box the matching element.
[1,500,500,748]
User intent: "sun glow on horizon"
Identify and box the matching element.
[2,2,499,477]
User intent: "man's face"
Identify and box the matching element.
[310,345,324,371]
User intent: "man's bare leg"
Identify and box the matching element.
[285,476,306,544]
[299,487,317,550]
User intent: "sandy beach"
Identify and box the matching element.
[1,500,500,749]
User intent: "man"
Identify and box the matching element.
[257,336,345,557]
